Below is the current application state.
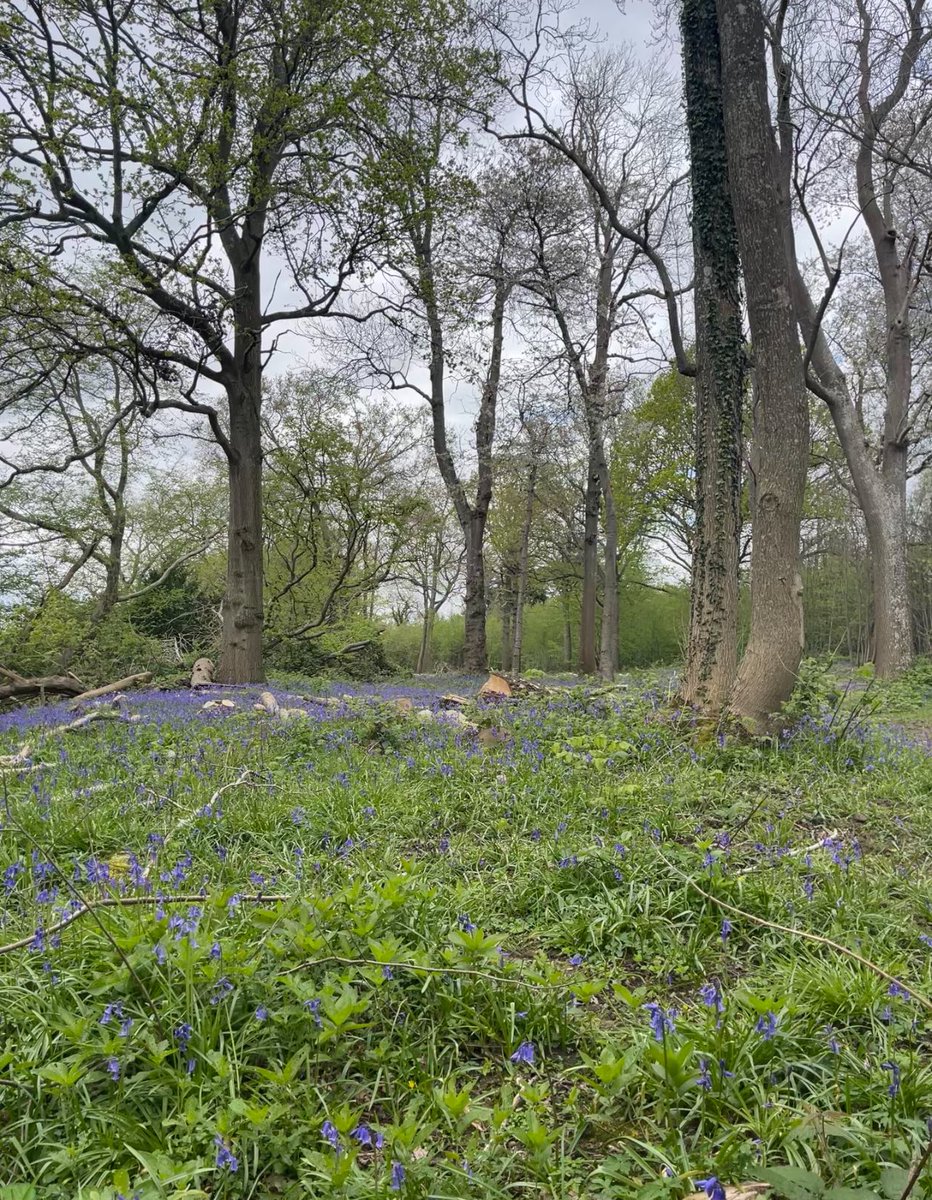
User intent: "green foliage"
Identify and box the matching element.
[0,675,930,1196]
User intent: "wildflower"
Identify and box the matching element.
[105,1056,120,1082]
[510,1041,535,1065]
[569,954,584,967]
[119,1016,133,1037]
[696,1176,727,1200]
[755,1011,779,1041]
[100,1001,124,1026]
[322,1119,341,1151]
[153,942,167,965]
[888,981,910,1000]
[698,981,724,1013]
[720,918,732,945]
[825,1025,840,1054]
[457,914,476,933]
[382,965,394,980]
[390,1161,406,1190]
[920,934,932,949]
[210,977,233,1005]
[696,1057,712,1091]
[210,941,222,960]
[882,1060,901,1098]
[644,1000,676,1042]
[353,1124,382,1147]
[174,1024,193,1052]
[214,1134,239,1172]
[304,998,323,1028]
[255,1005,269,1021]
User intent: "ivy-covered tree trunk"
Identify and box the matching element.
[717,0,809,725]
[680,0,745,714]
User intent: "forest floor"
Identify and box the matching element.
[0,668,931,1200]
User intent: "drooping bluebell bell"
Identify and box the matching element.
[825,1025,840,1054]
[644,1001,676,1041]
[882,1060,901,1097]
[696,1176,726,1200]
[214,1134,239,1172]
[510,1041,535,1065]
[390,1161,406,1190]
[696,1057,712,1091]
[105,1056,120,1082]
[755,1011,779,1041]
[720,918,732,945]
[322,1119,341,1151]
[698,981,724,1013]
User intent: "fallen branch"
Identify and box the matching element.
[68,672,152,708]
[0,669,84,701]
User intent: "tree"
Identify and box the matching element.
[679,0,745,713]
[0,0,472,681]
[717,0,811,724]
[768,0,932,676]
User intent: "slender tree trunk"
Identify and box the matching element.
[463,513,488,673]
[596,439,619,680]
[580,441,600,674]
[563,595,573,669]
[501,589,514,673]
[511,458,538,675]
[717,0,809,725]
[680,0,745,714]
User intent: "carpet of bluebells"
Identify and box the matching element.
[0,675,931,1200]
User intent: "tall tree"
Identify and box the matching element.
[717,0,811,724]
[679,0,745,714]
[0,0,470,681]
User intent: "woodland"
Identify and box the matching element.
[1,0,932,1198]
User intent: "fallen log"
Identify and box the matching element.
[68,672,153,708]
[0,668,84,701]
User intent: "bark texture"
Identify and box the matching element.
[680,0,745,714]
[717,0,809,725]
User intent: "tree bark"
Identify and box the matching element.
[717,0,809,725]
[580,441,601,675]
[511,456,538,675]
[218,273,265,684]
[595,432,619,680]
[680,0,745,714]
[463,512,489,673]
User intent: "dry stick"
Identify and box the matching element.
[68,672,152,708]
[656,848,932,1016]
[142,766,256,882]
[901,1135,932,1200]
[0,892,289,954]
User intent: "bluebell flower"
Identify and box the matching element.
[255,1005,269,1021]
[755,1011,779,1041]
[390,1161,406,1190]
[825,1025,840,1054]
[214,1134,239,1172]
[696,1176,726,1200]
[720,918,732,945]
[644,1001,676,1041]
[698,981,724,1012]
[510,1041,535,1065]
[322,1119,341,1150]
[569,954,584,967]
[457,914,476,933]
[304,998,323,1028]
[888,981,910,1000]
[154,942,167,965]
[100,1001,124,1026]
[105,1056,120,1082]
[920,934,932,949]
[697,1057,712,1091]
[882,1060,901,1098]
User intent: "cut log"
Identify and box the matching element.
[69,672,153,708]
[478,673,513,701]
[190,658,215,686]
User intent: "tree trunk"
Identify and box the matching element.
[511,458,538,675]
[717,0,809,725]
[579,441,600,675]
[680,0,745,714]
[218,275,265,683]
[416,606,433,673]
[563,596,573,668]
[463,513,488,674]
[501,597,514,673]
[596,439,619,680]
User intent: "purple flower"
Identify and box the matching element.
[720,918,732,945]
[322,1119,341,1150]
[390,1161,406,1190]
[919,934,932,949]
[100,1001,124,1026]
[696,1177,726,1200]
[255,1005,269,1021]
[352,1123,382,1147]
[105,1056,120,1082]
[510,1041,535,1065]
[644,1001,676,1041]
[825,1025,840,1054]
[698,981,724,1012]
[888,981,910,1000]
[304,998,323,1027]
[882,1060,901,1098]
[457,914,476,933]
[569,954,584,967]
[697,1057,712,1091]
[214,1134,239,1172]
[755,1011,779,1041]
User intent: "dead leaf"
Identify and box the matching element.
[394,697,414,715]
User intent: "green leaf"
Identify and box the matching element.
[758,1166,825,1200]
[878,1169,910,1200]
[824,1189,881,1200]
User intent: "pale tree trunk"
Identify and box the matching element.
[416,603,433,673]
[680,0,745,714]
[218,273,265,683]
[595,434,619,680]
[767,9,914,680]
[511,456,538,675]
[580,442,600,674]
[717,0,809,725]
[463,513,489,673]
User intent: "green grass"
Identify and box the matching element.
[0,677,930,1199]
